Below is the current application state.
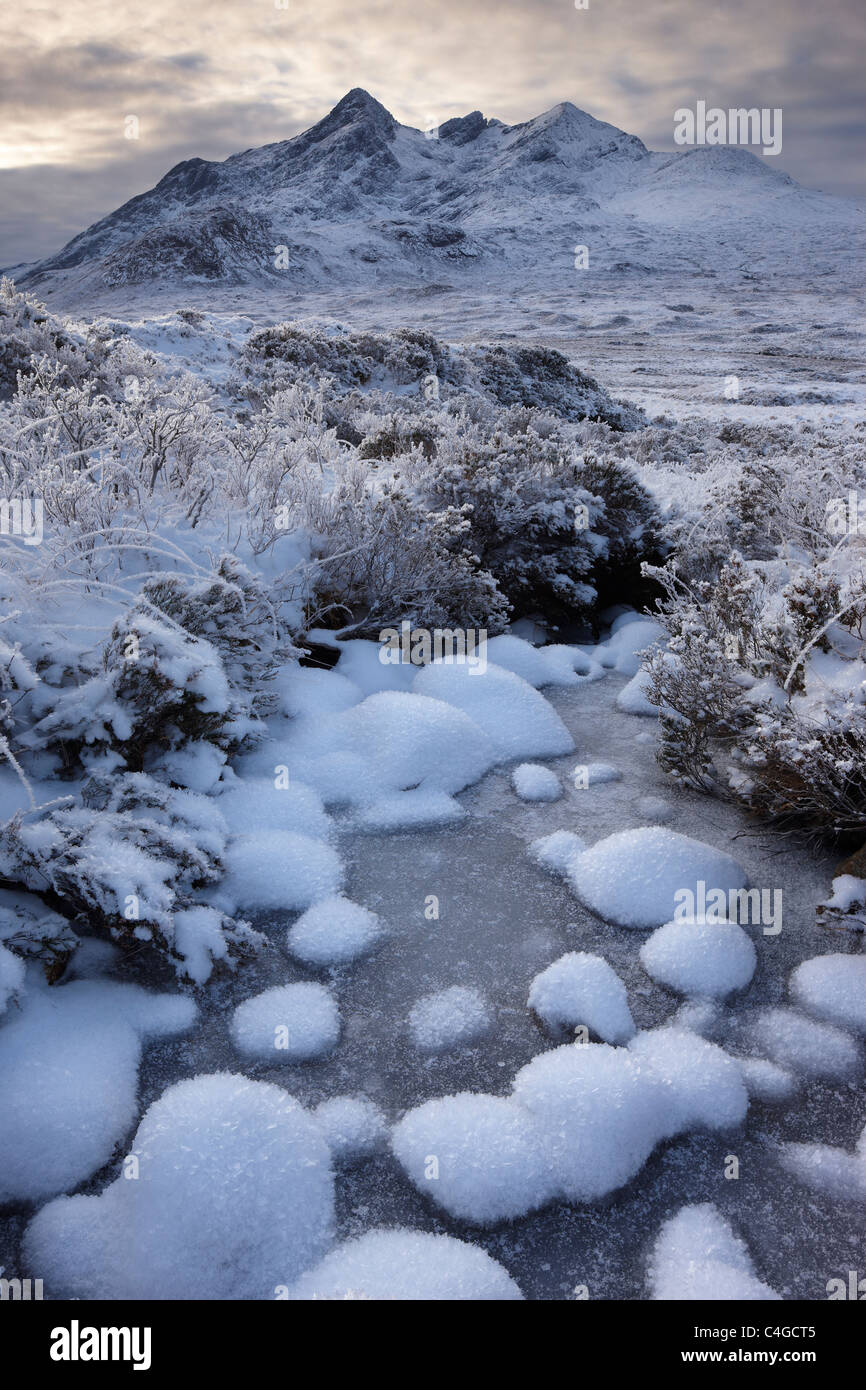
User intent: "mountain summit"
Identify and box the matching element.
[17,89,863,303]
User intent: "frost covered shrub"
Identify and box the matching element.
[309,473,509,636]
[413,422,663,626]
[0,773,259,980]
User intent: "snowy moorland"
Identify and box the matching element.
[0,267,865,1302]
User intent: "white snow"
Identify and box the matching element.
[737,1056,799,1104]
[527,952,635,1042]
[512,763,562,802]
[789,954,866,1035]
[408,985,492,1052]
[230,982,340,1061]
[353,788,466,831]
[288,1229,523,1300]
[0,942,25,1015]
[577,761,622,786]
[565,827,748,930]
[313,1095,388,1164]
[616,668,658,716]
[595,617,666,676]
[391,1093,557,1223]
[24,1074,334,1298]
[413,660,575,762]
[635,795,674,822]
[0,981,196,1205]
[648,1204,780,1300]
[780,1123,866,1203]
[219,831,343,913]
[217,776,333,840]
[749,1007,863,1081]
[485,634,590,687]
[528,829,586,876]
[286,895,386,967]
[639,917,757,998]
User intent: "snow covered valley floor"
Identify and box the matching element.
[3,655,863,1301]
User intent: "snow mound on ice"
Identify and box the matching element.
[337,691,495,795]
[413,660,575,762]
[566,828,748,930]
[220,831,343,912]
[231,982,340,1061]
[737,1056,799,1104]
[289,1229,523,1300]
[512,1043,671,1203]
[24,1073,333,1299]
[334,638,417,696]
[750,1007,863,1081]
[639,917,757,998]
[391,1093,557,1224]
[286,895,385,967]
[528,952,635,1043]
[649,1204,780,1300]
[313,1095,387,1164]
[577,761,622,785]
[353,788,466,830]
[636,795,674,822]
[596,617,666,676]
[616,668,657,716]
[408,985,491,1052]
[627,1026,749,1137]
[218,777,332,840]
[790,954,866,1035]
[529,829,586,875]
[0,980,196,1204]
[512,763,561,802]
[779,1123,866,1203]
[485,635,587,687]
[393,1027,749,1222]
[275,664,363,717]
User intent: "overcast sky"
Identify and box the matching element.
[1,0,863,267]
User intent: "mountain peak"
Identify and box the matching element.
[325,88,395,130]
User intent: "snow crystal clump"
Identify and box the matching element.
[0,980,196,1205]
[231,982,340,1061]
[335,691,495,795]
[353,788,466,830]
[408,985,491,1052]
[635,795,674,822]
[413,661,575,762]
[639,917,757,998]
[616,668,658,716]
[391,1093,557,1223]
[289,1229,523,1300]
[528,952,635,1042]
[220,831,343,912]
[578,762,622,785]
[627,1027,749,1137]
[529,829,585,876]
[596,616,666,676]
[286,896,385,967]
[780,1123,866,1203]
[737,1057,799,1104]
[789,954,866,1035]
[566,828,748,930]
[485,635,587,687]
[649,1204,780,1300]
[0,942,25,1015]
[313,1096,387,1164]
[749,1007,863,1081]
[512,763,561,802]
[24,1074,334,1299]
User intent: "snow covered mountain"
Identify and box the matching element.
[17,87,865,303]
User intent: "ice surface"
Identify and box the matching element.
[408,985,492,1052]
[649,1204,780,1300]
[286,895,386,967]
[789,954,866,1035]
[0,980,197,1204]
[288,1229,523,1300]
[566,827,748,930]
[313,1095,388,1164]
[231,982,340,1061]
[512,763,562,802]
[24,1074,334,1298]
[639,917,757,998]
[527,951,635,1042]
[413,661,575,762]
